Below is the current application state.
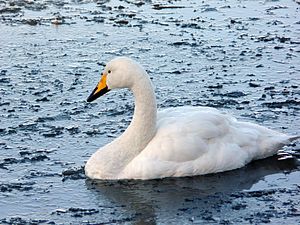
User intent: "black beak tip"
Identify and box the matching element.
[86,86,110,103]
[86,96,93,102]
[86,87,98,102]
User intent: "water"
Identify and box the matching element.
[0,0,299,224]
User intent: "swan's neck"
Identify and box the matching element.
[119,74,157,150]
[128,77,157,143]
[104,73,157,177]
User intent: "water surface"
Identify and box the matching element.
[0,0,299,224]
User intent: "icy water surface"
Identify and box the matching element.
[0,0,300,224]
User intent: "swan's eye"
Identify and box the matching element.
[108,70,111,74]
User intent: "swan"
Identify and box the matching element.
[85,57,298,180]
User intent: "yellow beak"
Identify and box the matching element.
[87,74,110,102]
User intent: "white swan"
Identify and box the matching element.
[85,57,298,180]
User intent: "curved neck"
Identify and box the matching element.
[102,72,157,178]
[122,74,157,148]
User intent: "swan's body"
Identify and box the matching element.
[85,57,298,180]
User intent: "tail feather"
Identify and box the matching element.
[257,134,299,160]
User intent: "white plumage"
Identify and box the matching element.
[85,57,298,180]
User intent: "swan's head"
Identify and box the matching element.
[87,57,144,102]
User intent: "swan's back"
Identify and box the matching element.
[120,106,293,179]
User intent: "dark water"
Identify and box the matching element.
[0,0,300,224]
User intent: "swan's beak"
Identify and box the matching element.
[87,74,110,102]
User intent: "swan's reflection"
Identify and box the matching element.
[86,156,298,224]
